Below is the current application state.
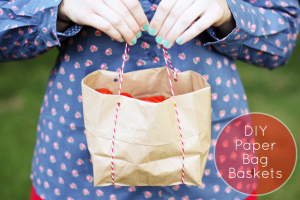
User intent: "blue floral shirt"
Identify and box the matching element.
[1,0,299,199]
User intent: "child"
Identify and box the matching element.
[0,0,299,199]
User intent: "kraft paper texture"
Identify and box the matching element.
[81,67,211,186]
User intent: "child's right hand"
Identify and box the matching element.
[57,0,149,45]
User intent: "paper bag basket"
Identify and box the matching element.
[81,47,211,187]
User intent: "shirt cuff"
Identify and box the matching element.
[203,0,249,58]
[57,24,83,39]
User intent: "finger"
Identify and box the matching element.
[148,0,178,36]
[177,11,220,45]
[86,13,123,42]
[93,2,137,45]
[155,0,194,44]
[122,0,150,31]
[104,0,142,38]
[162,1,208,48]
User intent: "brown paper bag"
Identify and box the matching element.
[81,67,211,186]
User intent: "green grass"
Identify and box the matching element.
[0,40,300,199]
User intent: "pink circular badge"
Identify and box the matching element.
[215,113,297,196]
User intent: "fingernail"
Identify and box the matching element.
[156,36,163,44]
[163,40,169,48]
[176,37,182,44]
[143,24,149,31]
[121,38,124,42]
[149,28,155,36]
[132,38,137,45]
[136,32,142,39]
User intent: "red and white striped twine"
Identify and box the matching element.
[162,46,185,184]
[111,44,131,185]
[110,44,184,185]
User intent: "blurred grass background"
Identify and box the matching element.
[0,39,299,200]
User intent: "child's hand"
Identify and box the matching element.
[148,0,234,48]
[58,0,149,45]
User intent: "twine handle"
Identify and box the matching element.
[110,44,130,185]
[110,44,185,185]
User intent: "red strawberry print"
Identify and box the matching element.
[105,48,112,55]
[203,75,209,81]
[79,143,86,150]
[96,189,103,196]
[67,137,74,143]
[67,88,72,95]
[44,181,49,189]
[206,58,212,65]
[193,57,200,64]
[58,177,64,184]
[250,24,256,32]
[231,107,237,114]
[178,53,186,60]
[208,153,213,160]
[173,185,180,190]
[153,57,160,63]
[137,59,146,66]
[53,142,59,150]
[128,186,136,192]
[18,28,23,35]
[70,123,76,130]
[226,80,231,87]
[215,77,221,85]
[59,116,65,124]
[265,1,273,6]
[144,191,152,198]
[219,110,225,118]
[74,62,80,69]
[75,111,81,118]
[78,95,83,102]
[57,130,62,138]
[90,45,98,52]
[182,196,189,200]
[64,54,70,62]
[69,74,75,82]
[204,169,211,176]
[150,4,157,11]
[100,63,108,70]
[69,183,76,189]
[86,175,93,182]
[78,45,83,52]
[85,60,93,67]
[223,95,230,102]
[141,42,149,49]
[54,188,60,196]
[110,194,116,200]
[215,61,221,69]
[65,151,71,159]
[95,29,101,36]
[47,168,53,176]
[82,30,87,37]
[72,170,78,177]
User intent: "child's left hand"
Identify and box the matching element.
[149,0,234,48]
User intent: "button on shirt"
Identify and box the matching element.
[0,0,299,199]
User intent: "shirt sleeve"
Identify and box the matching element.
[204,0,300,70]
[0,0,82,62]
